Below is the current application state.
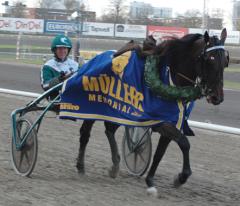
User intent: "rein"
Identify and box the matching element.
[176,73,196,85]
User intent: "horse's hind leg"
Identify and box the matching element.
[146,135,171,188]
[173,135,192,187]
[76,120,95,174]
[104,121,120,178]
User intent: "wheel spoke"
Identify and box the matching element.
[24,150,31,165]
[25,139,33,151]
[127,138,135,151]
[19,150,24,169]
[138,152,147,164]
[134,136,147,149]
[134,152,138,171]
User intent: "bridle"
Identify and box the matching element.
[199,44,228,95]
[177,44,229,96]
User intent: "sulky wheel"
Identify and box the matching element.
[10,117,38,177]
[122,126,152,176]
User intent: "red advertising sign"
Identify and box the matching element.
[148,25,188,41]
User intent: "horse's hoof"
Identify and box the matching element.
[173,174,182,188]
[76,163,85,175]
[146,187,158,197]
[108,165,119,178]
[77,168,85,175]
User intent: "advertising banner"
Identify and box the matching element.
[148,25,188,41]
[0,17,44,33]
[45,21,114,37]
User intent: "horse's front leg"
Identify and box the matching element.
[145,135,171,196]
[158,124,192,187]
[76,120,95,174]
[104,121,120,178]
[173,135,192,187]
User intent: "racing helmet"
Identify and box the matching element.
[51,35,72,54]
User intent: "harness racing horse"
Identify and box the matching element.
[75,29,229,193]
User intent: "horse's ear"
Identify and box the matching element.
[204,31,209,43]
[220,28,227,44]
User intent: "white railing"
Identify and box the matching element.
[0,88,240,136]
[188,121,240,136]
[0,88,40,98]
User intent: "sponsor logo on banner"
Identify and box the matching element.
[45,21,114,36]
[44,20,77,34]
[115,24,147,38]
[83,22,114,36]
[0,17,43,33]
[148,25,188,41]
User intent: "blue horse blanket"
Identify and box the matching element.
[59,50,191,130]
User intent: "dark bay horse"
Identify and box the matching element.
[76,29,229,194]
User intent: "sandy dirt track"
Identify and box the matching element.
[0,94,239,206]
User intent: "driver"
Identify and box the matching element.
[40,34,79,92]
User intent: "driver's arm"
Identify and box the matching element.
[41,65,62,90]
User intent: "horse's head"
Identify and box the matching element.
[195,29,229,105]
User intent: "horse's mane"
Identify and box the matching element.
[152,33,204,86]
[154,33,203,57]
